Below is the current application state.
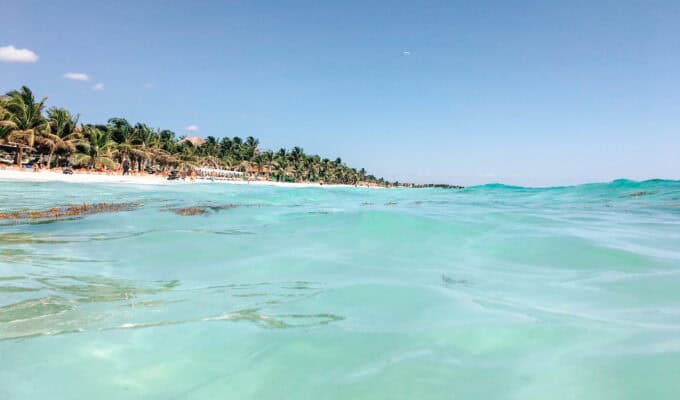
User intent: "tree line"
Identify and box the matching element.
[0,86,391,185]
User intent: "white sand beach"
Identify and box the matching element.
[0,168,361,188]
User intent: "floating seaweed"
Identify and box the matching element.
[621,191,657,198]
[202,308,344,329]
[0,202,142,224]
[442,274,471,287]
[164,203,266,216]
[0,232,74,245]
[166,207,210,216]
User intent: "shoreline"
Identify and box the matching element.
[0,168,368,188]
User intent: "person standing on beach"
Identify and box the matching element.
[122,160,130,175]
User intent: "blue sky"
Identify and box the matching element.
[2,0,679,186]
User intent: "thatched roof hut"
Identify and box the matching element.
[177,136,205,147]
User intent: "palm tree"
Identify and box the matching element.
[306,155,321,181]
[0,102,15,144]
[252,153,268,179]
[289,147,305,180]
[271,157,287,181]
[108,118,135,166]
[245,136,259,148]
[219,137,233,158]
[2,86,48,165]
[236,136,256,161]
[199,136,221,167]
[171,140,200,172]
[74,125,116,168]
[231,136,243,160]
[158,129,176,153]
[44,107,80,167]
[261,150,275,180]
[358,168,367,182]
[131,123,159,172]
[222,156,235,170]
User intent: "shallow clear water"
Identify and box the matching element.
[1,179,679,399]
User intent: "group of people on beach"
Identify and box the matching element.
[9,157,326,185]
[31,155,48,172]
[22,157,135,177]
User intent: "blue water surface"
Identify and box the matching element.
[1,179,680,399]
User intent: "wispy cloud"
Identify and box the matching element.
[92,83,105,91]
[0,45,39,63]
[143,83,153,89]
[185,125,199,132]
[63,72,90,81]
[402,50,411,56]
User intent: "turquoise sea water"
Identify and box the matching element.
[1,179,679,399]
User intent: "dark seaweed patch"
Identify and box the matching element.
[166,207,210,216]
[0,202,142,224]
[442,274,471,287]
[621,191,657,198]
[164,203,268,216]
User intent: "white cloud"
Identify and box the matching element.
[63,72,90,81]
[0,45,39,63]
[402,50,411,56]
[185,125,199,132]
[92,83,105,91]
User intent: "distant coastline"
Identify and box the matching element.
[3,86,455,188]
[0,167,465,189]
[0,167,358,188]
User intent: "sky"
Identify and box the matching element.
[1,0,679,186]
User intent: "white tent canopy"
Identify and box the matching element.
[194,167,243,178]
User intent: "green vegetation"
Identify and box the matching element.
[1,86,391,186]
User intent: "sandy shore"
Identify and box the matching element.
[0,168,359,188]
